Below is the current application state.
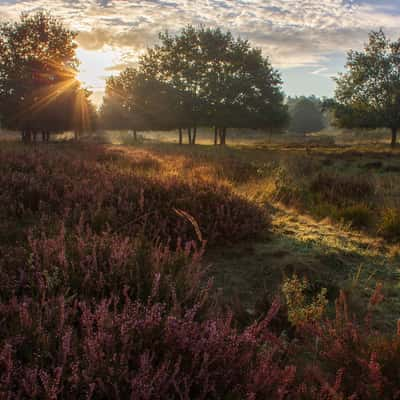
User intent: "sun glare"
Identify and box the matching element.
[76,47,124,94]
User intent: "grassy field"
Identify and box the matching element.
[2,137,400,397]
[107,139,400,328]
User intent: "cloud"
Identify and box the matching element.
[3,0,400,68]
[2,0,400,101]
[77,27,155,51]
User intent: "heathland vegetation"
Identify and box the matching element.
[1,11,400,399]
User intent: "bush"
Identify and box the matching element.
[282,275,328,326]
[378,208,400,241]
[339,204,375,229]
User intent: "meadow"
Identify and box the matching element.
[1,135,400,399]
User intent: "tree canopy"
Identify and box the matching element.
[331,30,400,147]
[0,12,96,141]
[101,26,288,145]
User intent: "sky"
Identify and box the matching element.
[2,0,400,106]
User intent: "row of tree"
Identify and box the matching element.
[100,26,289,144]
[2,12,400,146]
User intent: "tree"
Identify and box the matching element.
[288,96,325,134]
[333,30,400,147]
[100,68,181,140]
[0,12,95,141]
[139,26,287,145]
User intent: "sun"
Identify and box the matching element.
[76,47,124,101]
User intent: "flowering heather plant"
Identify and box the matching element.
[0,145,268,246]
[294,288,400,399]
[1,144,400,399]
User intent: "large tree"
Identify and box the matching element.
[333,30,400,147]
[139,26,287,145]
[0,12,95,141]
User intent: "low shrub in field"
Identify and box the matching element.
[0,218,294,399]
[282,275,328,326]
[296,288,400,400]
[0,145,267,246]
[338,204,375,229]
[378,208,400,241]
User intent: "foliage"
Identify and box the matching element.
[100,69,180,134]
[102,26,288,145]
[332,30,400,146]
[282,275,328,326]
[0,12,96,139]
[287,96,326,134]
[378,208,400,241]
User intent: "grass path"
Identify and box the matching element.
[209,202,400,329]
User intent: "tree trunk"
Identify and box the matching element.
[32,131,37,142]
[214,127,218,145]
[221,127,227,145]
[187,127,192,145]
[192,126,197,145]
[46,131,50,142]
[74,130,79,141]
[391,127,397,148]
[133,129,137,141]
[179,128,183,145]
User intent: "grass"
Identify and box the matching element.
[103,139,400,329]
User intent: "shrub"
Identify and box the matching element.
[378,208,400,241]
[0,222,296,399]
[282,275,328,326]
[339,204,375,229]
[296,288,400,399]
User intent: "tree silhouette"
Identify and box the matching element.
[138,26,287,145]
[0,12,96,141]
[101,68,182,140]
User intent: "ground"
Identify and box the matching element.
[2,131,400,330]
[209,202,400,329]
[106,138,400,330]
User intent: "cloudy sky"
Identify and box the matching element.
[2,0,400,105]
